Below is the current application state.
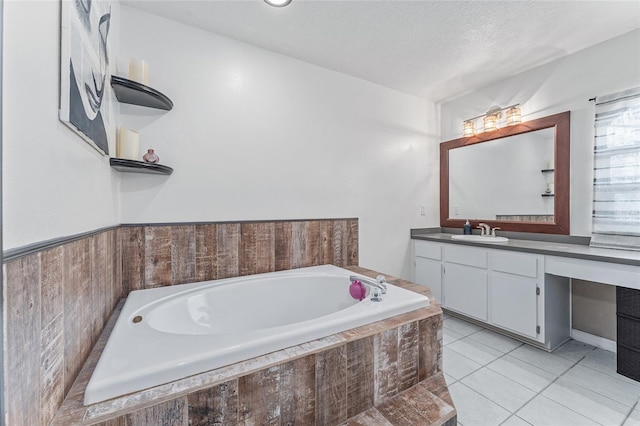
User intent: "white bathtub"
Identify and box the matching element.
[84,265,429,405]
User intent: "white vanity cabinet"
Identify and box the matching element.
[489,251,543,339]
[412,239,570,350]
[413,240,443,304]
[443,245,488,321]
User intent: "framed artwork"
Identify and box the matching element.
[59,0,114,156]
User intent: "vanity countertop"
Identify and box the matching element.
[412,231,640,267]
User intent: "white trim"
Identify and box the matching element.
[571,328,617,353]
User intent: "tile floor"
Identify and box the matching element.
[442,314,640,426]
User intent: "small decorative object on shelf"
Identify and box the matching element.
[545,182,554,194]
[128,58,149,85]
[143,148,159,164]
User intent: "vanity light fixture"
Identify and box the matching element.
[264,0,292,7]
[462,104,521,136]
[463,120,476,137]
[483,107,501,132]
[506,105,522,125]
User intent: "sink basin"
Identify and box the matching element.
[451,235,509,243]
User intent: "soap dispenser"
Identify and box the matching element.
[463,220,472,235]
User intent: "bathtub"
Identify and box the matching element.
[84,264,429,405]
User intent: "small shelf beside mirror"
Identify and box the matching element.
[109,158,173,175]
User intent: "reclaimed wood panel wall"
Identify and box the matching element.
[96,314,441,426]
[3,218,358,426]
[3,229,123,426]
[120,219,359,292]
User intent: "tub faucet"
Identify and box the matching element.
[478,223,491,235]
[350,275,387,301]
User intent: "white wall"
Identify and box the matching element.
[440,29,640,236]
[118,7,440,278]
[2,1,121,250]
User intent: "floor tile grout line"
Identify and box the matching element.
[620,400,638,425]
[575,356,640,388]
[509,346,639,426]
[507,344,600,423]
[445,341,520,390]
[460,365,538,416]
[500,344,581,377]
[471,345,569,417]
[444,317,640,425]
[450,381,512,424]
[498,413,533,426]
[445,320,577,415]
[559,363,640,411]
[517,393,608,426]
[552,343,597,363]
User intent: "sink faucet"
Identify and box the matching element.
[477,223,491,235]
[350,275,387,301]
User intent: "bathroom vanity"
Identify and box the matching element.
[411,231,640,351]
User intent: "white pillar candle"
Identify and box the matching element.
[117,128,140,160]
[128,58,149,85]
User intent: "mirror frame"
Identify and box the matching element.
[440,111,570,234]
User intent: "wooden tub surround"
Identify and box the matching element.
[52,267,455,425]
[4,219,455,425]
[3,219,357,425]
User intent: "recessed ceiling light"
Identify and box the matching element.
[264,0,292,7]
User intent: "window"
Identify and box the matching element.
[591,87,640,251]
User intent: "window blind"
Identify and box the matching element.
[590,87,640,251]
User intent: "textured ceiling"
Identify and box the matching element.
[122,0,640,102]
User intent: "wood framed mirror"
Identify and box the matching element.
[440,111,570,234]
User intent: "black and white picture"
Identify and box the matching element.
[60,0,113,155]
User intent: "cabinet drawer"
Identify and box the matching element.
[445,245,487,269]
[617,345,640,382]
[618,314,640,351]
[492,252,539,278]
[617,287,640,318]
[414,240,442,260]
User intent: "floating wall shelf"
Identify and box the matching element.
[110,76,174,175]
[110,76,173,110]
[109,158,173,175]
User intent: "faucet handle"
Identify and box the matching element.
[370,286,383,302]
[491,227,501,237]
[376,275,386,284]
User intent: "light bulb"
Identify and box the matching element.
[484,114,498,131]
[463,121,475,137]
[506,106,522,125]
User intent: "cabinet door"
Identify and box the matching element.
[444,263,488,321]
[490,272,538,338]
[415,257,442,305]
